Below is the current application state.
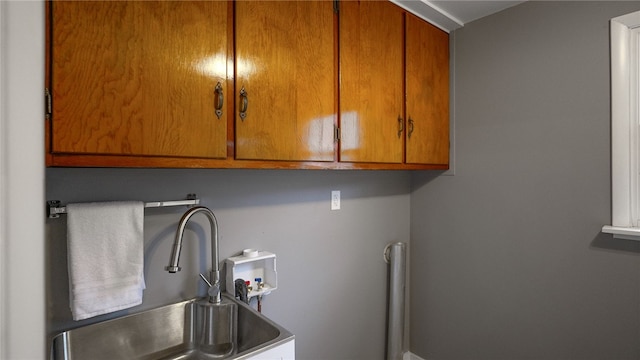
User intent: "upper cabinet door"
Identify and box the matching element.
[51,1,229,158]
[405,13,450,165]
[339,0,404,163]
[234,1,336,162]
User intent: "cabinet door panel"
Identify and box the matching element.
[235,1,336,162]
[339,0,404,163]
[406,14,449,165]
[51,1,228,158]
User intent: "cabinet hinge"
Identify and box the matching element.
[334,126,341,142]
[45,88,52,120]
[333,0,339,14]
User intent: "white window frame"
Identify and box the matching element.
[0,2,5,356]
[602,11,640,241]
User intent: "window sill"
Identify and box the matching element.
[601,225,640,241]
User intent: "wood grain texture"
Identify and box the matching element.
[405,13,450,165]
[234,1,336,161]
[51,1,229,158]
[46,1,52,164]
[47,1,450,171]
[47,153,448,170]
[339,0,404,163]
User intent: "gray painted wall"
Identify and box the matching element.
[46,168,411,359]
[410,2,640,359]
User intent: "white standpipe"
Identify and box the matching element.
[385,242,406,360]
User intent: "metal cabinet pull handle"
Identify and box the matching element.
[397,116,404,138]
[45,88,52,119]
[214,82,223,119]
[408,118,415,138]
[239,87,248,121]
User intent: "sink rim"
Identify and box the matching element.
[230,294,295,359]
[50,294,294,360]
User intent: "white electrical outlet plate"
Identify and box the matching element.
[331,190,340,210]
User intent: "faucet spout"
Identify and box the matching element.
[165,206,221,303]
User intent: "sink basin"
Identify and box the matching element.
[50,294,294,360]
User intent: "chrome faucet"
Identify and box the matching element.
[166,206,221,304]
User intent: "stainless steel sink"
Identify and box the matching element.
[50,294,294,360]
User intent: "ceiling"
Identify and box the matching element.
[390,0,526,32]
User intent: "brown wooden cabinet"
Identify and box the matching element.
[405,13,450,166]
[49,1,230,160]
[338,1,449,167]
[234,1,336,162]
[339,0,405,164]
[46,0,448,170]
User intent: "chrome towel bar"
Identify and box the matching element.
[47,194,199,219]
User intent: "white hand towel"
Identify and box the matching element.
[66,201,145,321]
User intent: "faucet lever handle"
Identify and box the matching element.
[199,273,221,299]
[199,273,213,288]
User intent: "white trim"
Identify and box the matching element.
[604,11,640,241]
[389,0,460,33]
[602,225,640,241]
[421,0,464,28]
[1,1,46,358]
[614,9,640,28]
[0,1,6,357]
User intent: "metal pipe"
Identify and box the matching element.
[386,242,406,360]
